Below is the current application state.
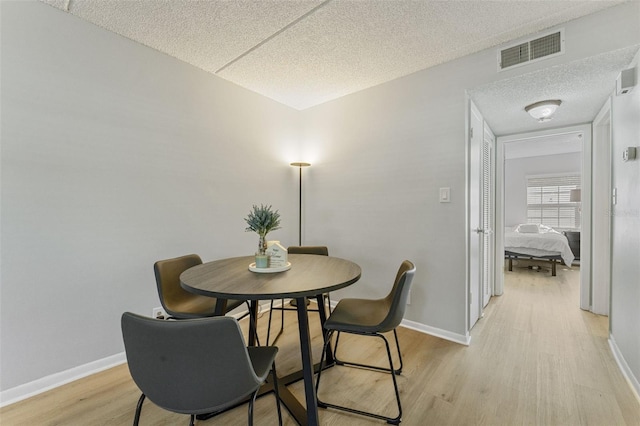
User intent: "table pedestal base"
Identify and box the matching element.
[198,295,335,426]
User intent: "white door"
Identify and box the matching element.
[469,101,495,330]
[482,125,495,308]
[469,102,483,329]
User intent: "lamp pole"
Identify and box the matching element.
[290,162,310,246]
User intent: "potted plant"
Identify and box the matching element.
[245,204,281,256]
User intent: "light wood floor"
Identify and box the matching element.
[2,263,639,425]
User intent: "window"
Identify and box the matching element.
[526,174,580,229]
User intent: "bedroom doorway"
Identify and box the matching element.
[495,124,592,311]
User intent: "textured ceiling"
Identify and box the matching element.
[470,45,640,137]
[41,0,627,111]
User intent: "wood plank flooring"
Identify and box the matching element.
[2,264,639,425]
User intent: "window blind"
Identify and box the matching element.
[526,174,580,229]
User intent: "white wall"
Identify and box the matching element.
[609,49,640,395]
[504,152,581,227]
[298,66,472,336]
[1,1,299,392]
[2,0,640,398]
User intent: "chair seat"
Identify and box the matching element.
[325,297,392,333]
[166,297,245,319]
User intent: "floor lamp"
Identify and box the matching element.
[290,162,310,246]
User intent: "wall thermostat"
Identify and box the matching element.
[622,147,637,162]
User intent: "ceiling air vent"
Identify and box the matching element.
[499,29,564,71]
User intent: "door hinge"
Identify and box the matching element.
[470,128,474,139]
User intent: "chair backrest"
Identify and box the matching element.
[121,312,263,415]
[287,246,329,256]
[153,254,203,315]
[379,260,416,332]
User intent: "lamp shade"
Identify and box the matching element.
[525,100,561,122]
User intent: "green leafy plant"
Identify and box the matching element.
[244,204,281,238]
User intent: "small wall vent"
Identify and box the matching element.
[499,29,564,71]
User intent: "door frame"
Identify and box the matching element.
[591,98,612,316]
[468,100,483,330]
[495,124,592,311]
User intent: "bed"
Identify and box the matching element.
[504,224,575,276]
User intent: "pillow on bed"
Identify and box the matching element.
[515,223,540,233]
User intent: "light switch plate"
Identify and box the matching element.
[440,187,451,203]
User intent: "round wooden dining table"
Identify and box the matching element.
[180,254,361,426]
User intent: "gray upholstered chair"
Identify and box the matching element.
[315,260,416,425]
[265,246,330,345]
[154,254,247,319]
[121,312,282,426]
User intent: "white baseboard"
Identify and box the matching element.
[401,318,471,346]
[1,352,127,407]
[1,303,468,407]
[609,335,640,403]
[0,302,280,407]
[204,299,473,347]
[4,320,631,410]
[289,299,471,345]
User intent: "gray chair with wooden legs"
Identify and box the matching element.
[121,313,282,426]
[154,254,247,319]
[315,260,416,425]
[266,246,330,345]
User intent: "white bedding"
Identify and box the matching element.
[505,225,575,266]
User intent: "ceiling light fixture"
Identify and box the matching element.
[525,99,562,122]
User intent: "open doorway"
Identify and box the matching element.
[495,124,594,314]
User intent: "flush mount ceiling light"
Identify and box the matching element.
[525,99,562,122]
